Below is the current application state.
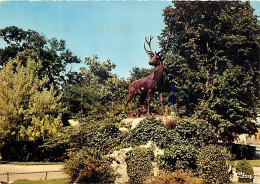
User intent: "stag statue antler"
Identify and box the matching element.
[144,36,154,58]
[124,35,169,116]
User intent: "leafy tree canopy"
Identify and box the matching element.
[0,56,65,141]
[161,1,259,142]
[62,55,127,120]
[85,55,116,83]
[128,67,153,83]
[0,26,81,87]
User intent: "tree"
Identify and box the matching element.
[84,55,116,84]
[161,1,259,141]
[0,57,65,141]
[0,26,81,87]
[61,55,127,119]
[128,67,153,83]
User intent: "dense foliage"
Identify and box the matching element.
[126,148,154,184]
[160,144,198,172]
[125,116,217,149]
[124,118,233,183]
[226,143,256,160]
[0,1,259,183]
[44,120,123,156]
[0,57,64,142]
[196,145,233,184]
[63,148,114,183]
[0,26,81,87]
[161,1,259,142]
[124,117,167,147]
[1,140,64,162]
[128,67,153,83]
[62,55,128,120]
[236,159,254,183]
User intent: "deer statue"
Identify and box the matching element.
[124,36,168,116]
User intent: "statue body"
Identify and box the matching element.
[124,36,166,116]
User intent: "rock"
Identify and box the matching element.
[111,116,172,183]
[118,127,129,132]
[119,118,134,131]
[68,119,79,126]
[140,141,164,177]
[108,141,164,184]
[140,141,153,149]
[154,144,164,157]
[131,117,146,129]
[108,147,133,184]
[152,162,160,177]
[119,116,174,132]
[119,117,146,131]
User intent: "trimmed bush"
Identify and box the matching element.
[169,117,218,147]
[196,144,232,184]
[85,123,122,154]
[43,121,123,156]
[63,148,114,183]
[159,144,198,172]
[236,159,254,183]
[124,117,167,147]
[126,148,154,184]
[123,116,217,150]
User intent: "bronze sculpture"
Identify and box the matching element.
[124,36,167,116]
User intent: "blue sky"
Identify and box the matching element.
[0,1,259,78]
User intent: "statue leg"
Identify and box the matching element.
[160,93,164,115]
[124,93,134,112]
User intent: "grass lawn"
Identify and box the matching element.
[14,179,72,184]
[248,159,260,167]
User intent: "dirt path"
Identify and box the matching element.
[0,164,63,173]
[0,164,68,183]
[253,167,260,183]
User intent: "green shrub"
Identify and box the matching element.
[123,116,217,150]
[159,116,218,149]
[63,148,114,183]
[170,117,217,146]
[159,144,198,172]
[126,147,154,184]
[196,144,232,184]
[44,121,123,156]
[145,170,204,184]
[124,117,168,148]
[85,122,122,154]
[236,159,254,183]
